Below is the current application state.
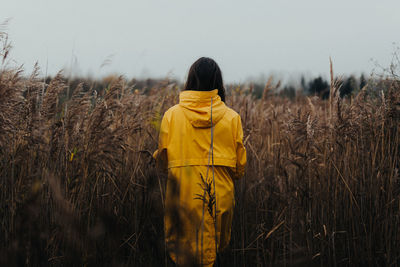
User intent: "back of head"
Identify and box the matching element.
[184,57,225,102]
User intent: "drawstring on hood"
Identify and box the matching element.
[179,89,227,128]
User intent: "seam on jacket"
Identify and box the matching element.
[168,158,236,168]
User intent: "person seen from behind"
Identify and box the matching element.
[153,57,246,266]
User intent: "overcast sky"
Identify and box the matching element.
[1,0,399,83]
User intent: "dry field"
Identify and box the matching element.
[1,31,400,266]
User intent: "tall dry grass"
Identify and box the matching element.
[1,29,399,266]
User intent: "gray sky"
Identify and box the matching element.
[2,0,399,83]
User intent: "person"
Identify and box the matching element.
[153,57,246,266]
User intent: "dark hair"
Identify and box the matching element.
[184,57,225,102]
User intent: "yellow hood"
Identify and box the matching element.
[179,89,227,128]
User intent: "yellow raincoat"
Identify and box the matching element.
[154,89,246,266]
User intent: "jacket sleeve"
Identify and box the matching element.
[153,112,169,170]
[234,115,246,179]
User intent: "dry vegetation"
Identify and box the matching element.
[1,29,400,266]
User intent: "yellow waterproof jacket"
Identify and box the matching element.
[154,89,246,266]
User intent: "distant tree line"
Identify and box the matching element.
[302,74,367,99]
[250,74,368,100]
[42,73,369,101]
